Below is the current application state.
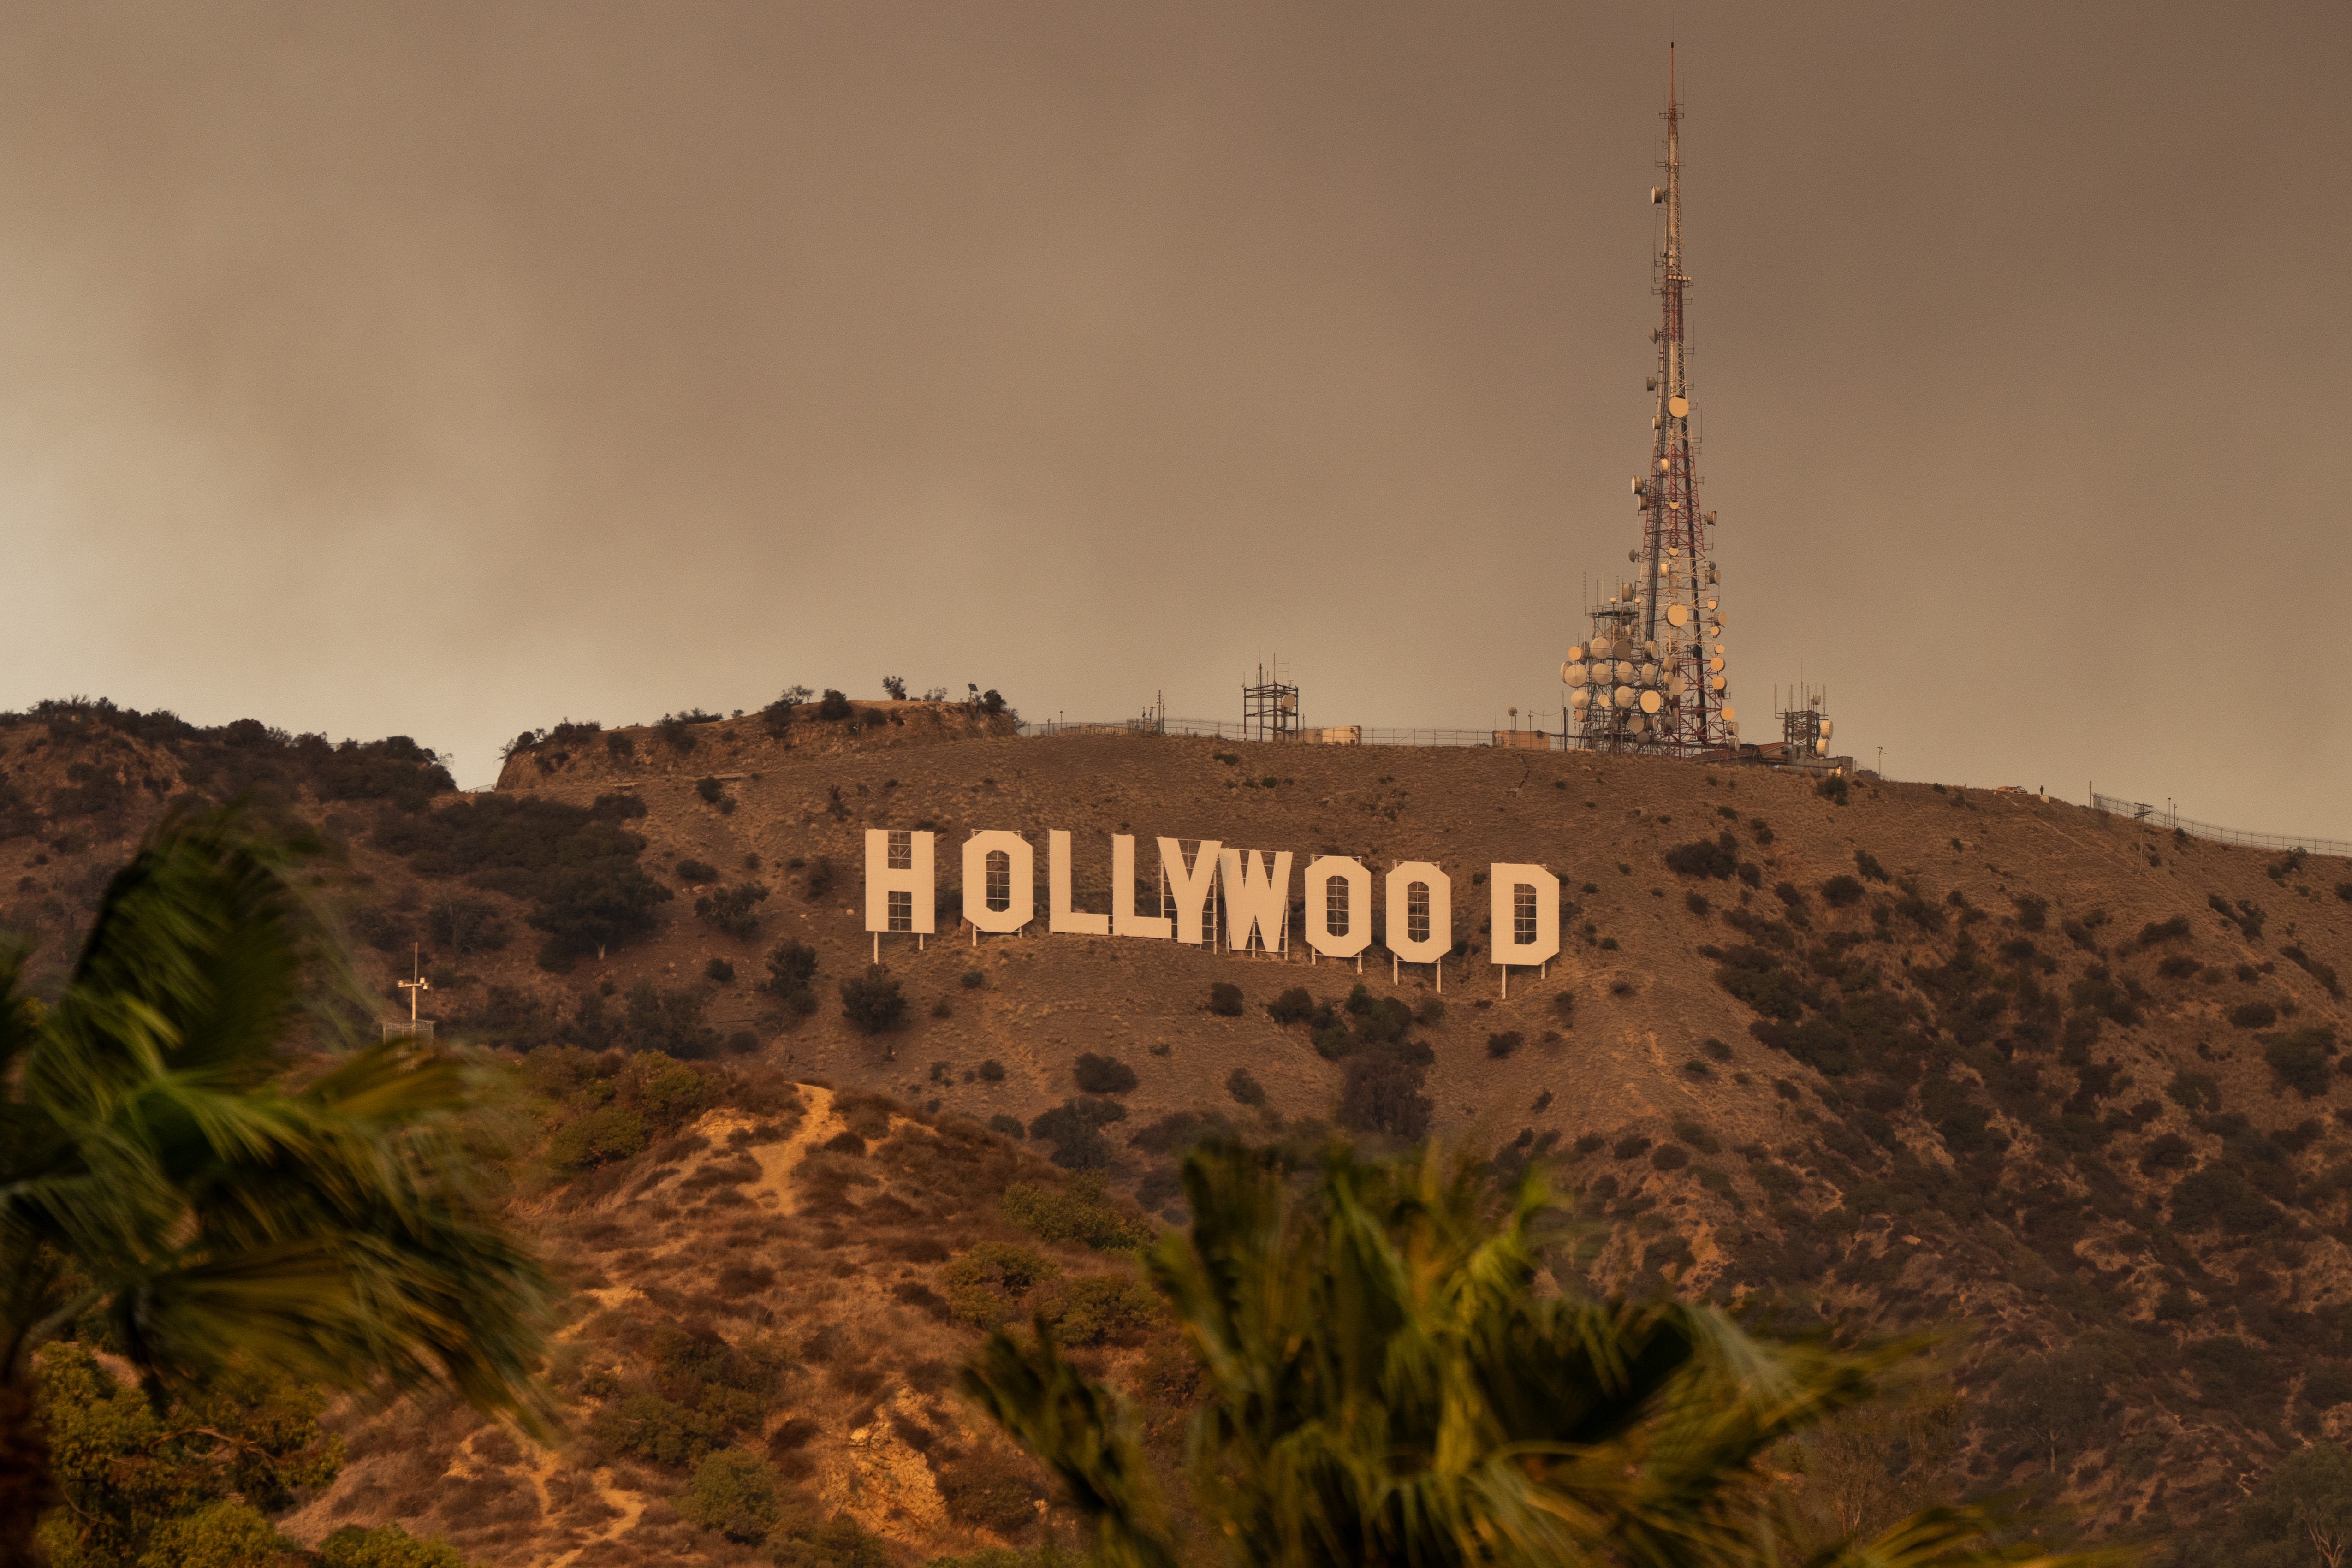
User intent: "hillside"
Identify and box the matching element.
[10,694,2352,1565]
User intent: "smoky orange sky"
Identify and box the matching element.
[2,2,2347,835]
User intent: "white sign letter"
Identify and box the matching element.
[962,831,1034,933]
[1113,835,1172,940]
[864,830,936,934]
[1303,855,1372,959]
[1049,829,1111,936]
[1383,861,1451,963]
[1218,848,1293,954]
[1158,837,1222,945]
[1488,862,1561,967]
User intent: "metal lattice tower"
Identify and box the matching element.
[1568,47,1738,756]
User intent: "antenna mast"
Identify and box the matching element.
[1561,45,1740,755]
[1642,44,1734,752]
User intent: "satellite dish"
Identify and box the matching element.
[1567,643,1585,662]
[1668,395,1690,418]
[1816,738,1830,756]
[1629,477,1644,496]
[1564,665,1587,688]
[1644,639,1660,657]
[1713,607,1728,628]
[1705,597,1719,611]
[1820,718,1835,739]
[1627,548,1639,563]
[1709,656,1726,673]
[1669,674,1687,695]
[1279,693,1297,712]
[1710,674,1727,692]
[1657,457,1671,473]
[1657,562,1669,578]
[1706,623,1722,639]
[1642,663,1659,683]
[1722,705,1737,725]
[1667,603,1690,627]
[1569,688,1591,710]
[1640,690,1663,715]
[1615,685,1636,709]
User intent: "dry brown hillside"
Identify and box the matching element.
[9,695,2352,1563]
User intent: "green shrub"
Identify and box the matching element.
[318,1522,473,1568]
[2284,944,2346,999]
[2231,1000,2280,1029]
[961,969,986,989]
[1651,1144,1689,1171]
[1001,1178,1152,1250]
[840,967,908,1033]
[1821,875,1864,907]
[1208,981,1243,1016]
[694,883,770,940]
[1265,986,1316,1026]
[547,1105,649,1175]
[706,957,735,983]
[1226,1067,1266,1107]
[2166,1070,2222,1112]
[979,1058,1005,1082]
[817,689,852,720]
[675,1447,782,1544]
[1815,775,1848,804]
[2138,915,2192,945]
[765,939,818,1001]
[1073,1052,1138,1094]
[2263,1028,2339,1099]
[2171,1166,2279,1236]
[943,1243,1061,1327]
[1028,1098,1128,1170]
[1854,850,1890,883]
[1486,1031,1523,1059]
[1051,1274,1162,1346]
[1664,833,1738,879]
[988,1114,1025,1138]
[677,858,719,884]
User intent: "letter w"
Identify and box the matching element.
[1217,848,1293,955]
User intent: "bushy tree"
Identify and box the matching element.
[694,883,771,941]
[1074,1053,1138,1095]
[2216,1441,2352,1568]
[839,967,908,1034]
[817,690,853,721]
[529,863,672,965]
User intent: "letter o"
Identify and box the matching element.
[1383,861,1451,963]
[962,831,1034,932]
[1303,856,1372,959]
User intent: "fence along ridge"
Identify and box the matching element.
[2092,792,2351,861]
[1016,716,1562,748]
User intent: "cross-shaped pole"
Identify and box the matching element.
[397,943,431,1023]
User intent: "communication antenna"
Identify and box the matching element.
[1564,43,1736,758]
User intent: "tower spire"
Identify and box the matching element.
[1564,44,1737,756]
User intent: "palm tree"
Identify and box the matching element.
[0,811,554,1561]
[963,1140,2107,1568]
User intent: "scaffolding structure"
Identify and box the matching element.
[1241,658,1300,743]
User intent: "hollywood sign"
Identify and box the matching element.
[861,829,1562,983]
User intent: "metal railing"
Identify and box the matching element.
[2091,794,2351,860]
[1017,715,1566,748]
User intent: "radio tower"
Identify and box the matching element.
[1564,45,1738,754]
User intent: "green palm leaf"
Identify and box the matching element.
[962,1138,2121,1568]
[0,808,554,1553]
